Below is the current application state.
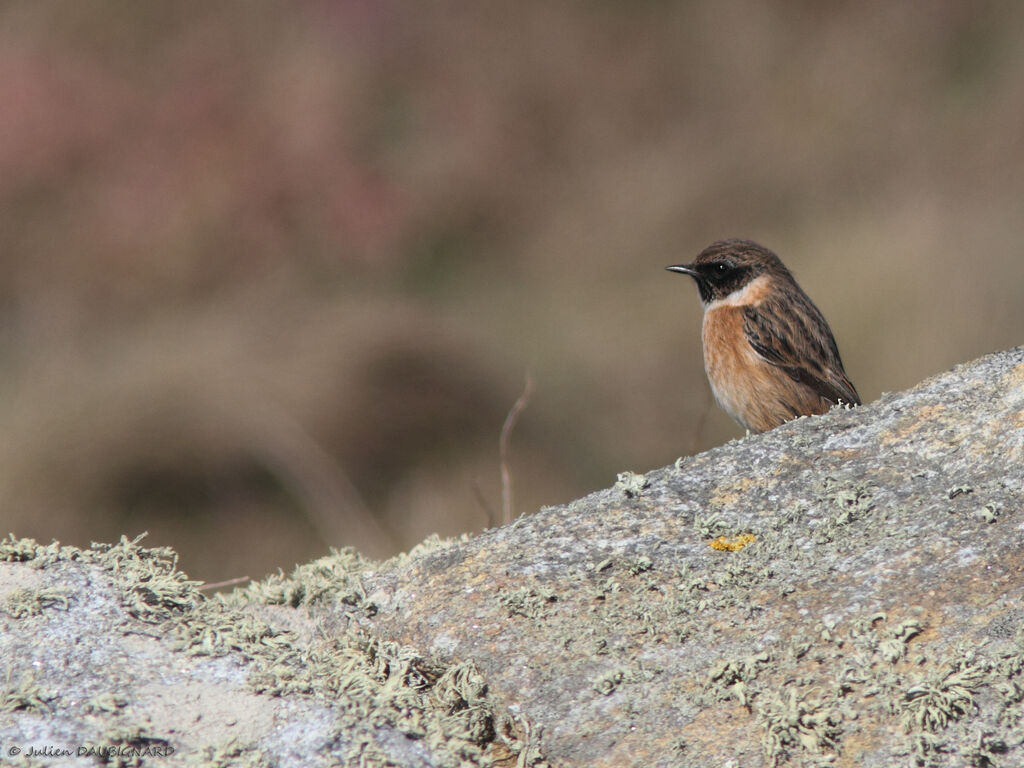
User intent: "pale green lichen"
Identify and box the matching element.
[627,555,653,575]
[401,532,472,561]
[900,662,987,733]
[706,652,771,706]
[812,477,878,543]
[0,534,41,562]
[947,485,974,499]
[171,602,290,660]
[694,512,731,538]
[590,668,625,696]
[182,738,272,768]
[757,686,842,767]
[614,470,649,498]
[878,619,924,664]
[500,585,557,619]
[494,711,548,768]
[99,538,203,622]
[590,661,656,697]
[239,623,511,767]
[977,502,1002,523]
[82,692,129,714]
[0,535,65,568]
[823,476,876,512]
[0,667,52,714]
[225,547,373,610]
[1,534,543,768]
[1,586,73,618]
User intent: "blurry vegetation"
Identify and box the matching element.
[0,2,1022,580]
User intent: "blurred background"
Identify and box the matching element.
[1,2,1022,582]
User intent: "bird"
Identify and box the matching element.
[666,238,860,433]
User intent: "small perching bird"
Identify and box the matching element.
[667,238,860,433]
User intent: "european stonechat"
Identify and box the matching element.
[667,239,860,433]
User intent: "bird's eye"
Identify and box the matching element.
[715,262,731,274]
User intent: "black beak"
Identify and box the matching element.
[666,264,697,277]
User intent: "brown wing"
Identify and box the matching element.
[741,296,860,407]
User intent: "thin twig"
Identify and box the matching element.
[500,372,534,525]
[688,386,714,456]
[198,575,251,591]
[471,476,498,528]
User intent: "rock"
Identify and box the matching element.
[3,347,1024,767]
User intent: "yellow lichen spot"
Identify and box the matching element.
[709,533,756,552]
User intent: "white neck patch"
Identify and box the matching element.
[704,274,771,311]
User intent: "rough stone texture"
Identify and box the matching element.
[0,539,509,768]
[2,347,1024,767]
[362,346,1024,767]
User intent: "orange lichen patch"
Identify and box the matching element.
[983,411,1024,434]
[880,404,947,445]
[1007,361,1024,383]
[709,476,761,507]
[709,533,756,552]
[915,404,947,422]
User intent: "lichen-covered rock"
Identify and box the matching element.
[2,347,1024,767]
[363,346,1024,767]
[0,538,517,767]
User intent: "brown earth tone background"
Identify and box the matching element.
[1,2,1022,581]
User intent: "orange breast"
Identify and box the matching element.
[701,305,830,432]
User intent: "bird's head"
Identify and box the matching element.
[667,238,792,305]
